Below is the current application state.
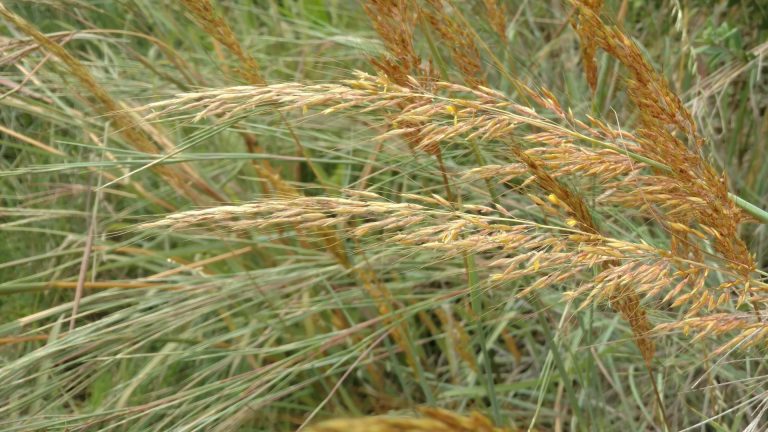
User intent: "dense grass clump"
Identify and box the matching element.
[1,1,767,430]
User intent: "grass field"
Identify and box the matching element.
[1,1,767,430]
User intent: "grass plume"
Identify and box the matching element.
[1,1,767,430]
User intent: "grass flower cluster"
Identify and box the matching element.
[1,0,767,430]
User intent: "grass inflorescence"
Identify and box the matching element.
[1,0,767,430]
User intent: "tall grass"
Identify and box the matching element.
[1,1,767,430]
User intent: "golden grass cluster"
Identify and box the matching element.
[6,0,763,429]
[137,0,766,369]
[305,407,516,432]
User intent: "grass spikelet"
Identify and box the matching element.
[140,186,766,373]
[566,3,757,340]
[180,0,264,84]
[363,0,425,87]
[305,407,515,432]
[655,312,768,356]
[421,0,486,87]
[570,0,692,133]
[482,0,509,42]
[508,145,655,363]
[569,0,603,92]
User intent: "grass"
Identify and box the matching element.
[0,0,767,431]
